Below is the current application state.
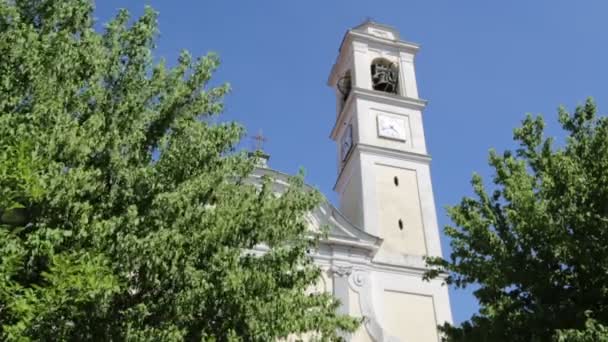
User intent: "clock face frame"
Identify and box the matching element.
[340,124,353,161]
[377,114,407,141]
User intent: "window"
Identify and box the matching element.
[371,58,398,94]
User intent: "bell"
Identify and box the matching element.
[337,74,352,100]
[371,61,398,94]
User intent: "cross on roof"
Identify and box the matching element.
[251,129,267,151]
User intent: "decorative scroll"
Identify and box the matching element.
[349,271,400,342]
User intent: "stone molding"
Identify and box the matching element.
[348,271,399,342]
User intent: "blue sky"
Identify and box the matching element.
[94,1,608,325]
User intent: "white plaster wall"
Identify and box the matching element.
[372,270,453,338]
[321,268,333,293]
[366,47,399,67]
[355,98,427,155]
[337,113,360,174]
[366,26,396,40]
[374,164,427,256]
[358,153,443,258]
[340,166,364,229]
[340,268,452,342]
[352,41,372,91]
[382,291,439,342]
[398,51,419,99]
[349,288,375,342]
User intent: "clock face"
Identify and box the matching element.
[340,124,353,161]
[377,114,406,141]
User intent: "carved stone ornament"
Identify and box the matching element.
[352,271,365,288]
[329,265,353,278]
[348,271,400,342]
[371,60,398,94]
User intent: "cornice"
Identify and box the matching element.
[329,28,420,87]
[329,88,427,140]
[320,238,379,259]
[313,250,449,280]
[355,87,427,111]
[346,30,420,53]
[333,144,432,192]
[357,143,432,164]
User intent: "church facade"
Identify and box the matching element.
[252,22,452,341]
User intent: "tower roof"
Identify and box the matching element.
[350,19,401,41]
[329,20,420,87]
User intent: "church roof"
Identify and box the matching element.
[250,167,382,256]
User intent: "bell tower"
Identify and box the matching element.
[324,22,453,341]
[329,21,443,260]
[253,20,452,342]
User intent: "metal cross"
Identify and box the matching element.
[251,129,267,151]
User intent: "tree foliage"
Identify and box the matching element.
[0,1,357,340]
[426,98,608,341]
[555,313,608,342]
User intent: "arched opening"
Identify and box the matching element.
[337,70,352,103]
[371,58,398,94]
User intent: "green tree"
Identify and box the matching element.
[426,98,608,341]
[0,1,357,340]
[555,313,608,342]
